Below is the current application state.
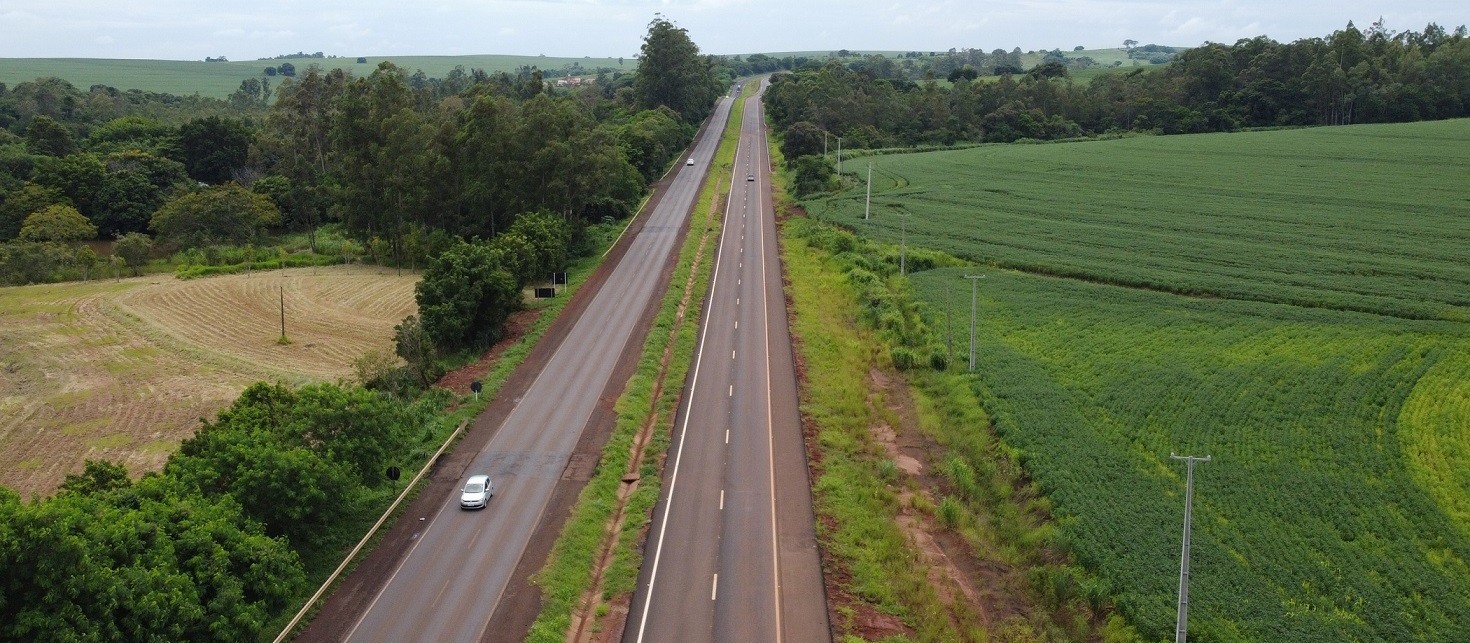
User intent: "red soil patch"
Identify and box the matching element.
[434,308,542,394]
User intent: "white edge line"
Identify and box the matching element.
[755,90,786,643]
[342,489,456,641]
[634,98,743,643]
[475,93,739,643]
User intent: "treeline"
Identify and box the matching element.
[766,20,1470,154]
[0,76,245,132]
[0,383,446,642]
[0,18,722,289]
[722,44,1176,84]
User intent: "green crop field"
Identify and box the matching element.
[804,120,1470,641]
[0,54,635,98]
[811,119,1470,321]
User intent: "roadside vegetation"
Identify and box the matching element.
[0,16,726,641]
[785,111,1470,640]
[779,160,1137,640]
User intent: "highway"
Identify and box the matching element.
[333,93,737,643]
[626,80,831,643]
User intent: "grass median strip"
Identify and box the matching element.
[528,84,753,643]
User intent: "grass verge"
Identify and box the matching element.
[779,158,1143,638]
[780,206,959,641]
[526,85,753,642]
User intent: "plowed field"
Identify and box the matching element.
[0,265,417,499]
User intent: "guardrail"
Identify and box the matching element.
[272,418,471,643]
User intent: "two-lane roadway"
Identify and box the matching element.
[627,79,830,643]
[333,93,737,643]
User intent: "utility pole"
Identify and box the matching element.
[964,275,984,371]
[823,131,828,159]
[836,136,843,175]
[865,162,872,220]
[1170,453,1212,643]
[898,210,910,276]
[946,280,954,364]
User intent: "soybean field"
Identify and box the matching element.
[809,120,1470,641]
[809,119,1470,321]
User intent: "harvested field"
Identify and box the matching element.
[0,265,417,499]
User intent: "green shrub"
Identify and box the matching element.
[889,345,919,371]
[937,496,963,529]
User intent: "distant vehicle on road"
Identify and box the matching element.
[687,158,695,166]
[746,174,755,182]
[459,474,493,509]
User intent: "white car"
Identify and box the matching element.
[686,158,695,166]
[459,474,493,509]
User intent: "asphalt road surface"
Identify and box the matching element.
[337,94,736,643]
[625,80,831,643]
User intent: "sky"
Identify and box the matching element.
[1,1,1466,61]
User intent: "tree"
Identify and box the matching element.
[18,203,95,242]
[84,116,178,157]
[617,106,690,181]
[1029,60,1069,79]
[486,230,537,285]
[58,459,131,496]
[75,245,98,280]
[393,315,437,387]
[31,153,105,224]
[633,17,722,123]
[0,183,67,240]
[947,65,980,83]
[0,475,304,643]
[507,210,573,280]
[0,240,63,285]
[150,183,280,247]
[113,232,152,276]
[178,116,252,184]
[781,121,825,162]
[791,154,836,197]
[415,240,522,352]
[94,168,159,237]
[24,115,76,157]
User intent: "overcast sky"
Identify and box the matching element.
[1,1,1466,61]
